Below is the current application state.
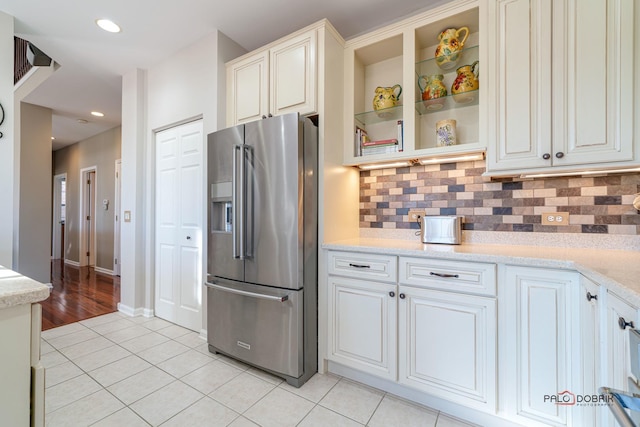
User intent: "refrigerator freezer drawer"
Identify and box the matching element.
[206,279,303,378]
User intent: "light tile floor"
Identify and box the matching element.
[42,312,479,427]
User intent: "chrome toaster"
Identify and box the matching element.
[421,215,463,245]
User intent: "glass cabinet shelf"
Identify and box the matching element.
[416,45,479,77]
[415,89,479,115]
[354,105,403,126]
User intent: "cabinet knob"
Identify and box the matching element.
[389,291,395,298]
[262,115,267,119]
[399,293,406,299]
[586,292,597,302]
[555,152,565,159]
[542,153,551,160]
[619,317,635,330]
[186,236,191,240]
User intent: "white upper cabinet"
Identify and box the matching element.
[227,51,269,125]
[270,30,316,117]
[227,28,317,126]
[486,0,638,174]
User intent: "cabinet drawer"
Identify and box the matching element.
[328,251,397,283]
[399,257,496,296]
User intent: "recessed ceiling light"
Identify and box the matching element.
[96,19,121,33]
[91,111,104,117]
[51,137,55,140]
[77,119,88,124]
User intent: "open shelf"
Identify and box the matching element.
[343,3,483,166]
[355,105,403,126]
[416,45,479,79]
[415,89,479,115]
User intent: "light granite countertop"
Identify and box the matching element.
[323,238,640,306]
[0,265,50,309]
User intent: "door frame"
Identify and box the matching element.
[114,160,122,276]
[52,173,67,260]
[79,166,98,268]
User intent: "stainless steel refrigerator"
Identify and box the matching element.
[205,113,317,387]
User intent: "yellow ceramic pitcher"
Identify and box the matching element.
[435,26,469,70]
[451,61,479,103]
[418,74,447,110]
[372,84,402,111]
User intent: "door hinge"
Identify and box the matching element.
[87,179,91,185]
[114,258,118,265]
[86,215,91,220]
[116,172,118,178]
[86,251,90,256]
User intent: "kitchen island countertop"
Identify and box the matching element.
[0,265,50,309]
[323,238,640,306]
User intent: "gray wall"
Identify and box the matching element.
[16,102,52,282]
[53,126,121,271]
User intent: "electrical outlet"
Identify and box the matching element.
[541,212,570,226]
[408,209,425,223]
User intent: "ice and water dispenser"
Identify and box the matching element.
[210,182,232,233]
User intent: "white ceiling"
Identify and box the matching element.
[0,0,448,150]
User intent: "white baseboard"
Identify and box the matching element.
[328,361,520,427]
[63,259,80,267]
[94,266,114,276]
[118,303,155,318]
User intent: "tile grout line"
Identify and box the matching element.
[44,317,198,424]
[46,315,439,427]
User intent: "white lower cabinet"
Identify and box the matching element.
[580,276,601,427]
[603,291,638,426]
[327,251,498,413]
[605,291,637,391]
[327,275,397,380]
[326,251,635,427]
[398,285,497,411]
[501,265,580,427]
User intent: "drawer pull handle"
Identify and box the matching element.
[348,263,370,269]
[586,292,598,302]
[430,272,459,279]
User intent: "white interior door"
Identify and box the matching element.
[52,174,67,260]
[155,120,204,331]
[79,167,97,268]
[87,171,96,267]
[114,160,121,276]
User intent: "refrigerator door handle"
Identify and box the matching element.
[205,282,289,302]
[232,144,244,259]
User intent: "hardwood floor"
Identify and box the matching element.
[41,260,120,330]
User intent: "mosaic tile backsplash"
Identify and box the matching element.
[360,160,640,235]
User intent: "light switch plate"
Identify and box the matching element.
[124,211,131,222]
[541,212,570,226]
